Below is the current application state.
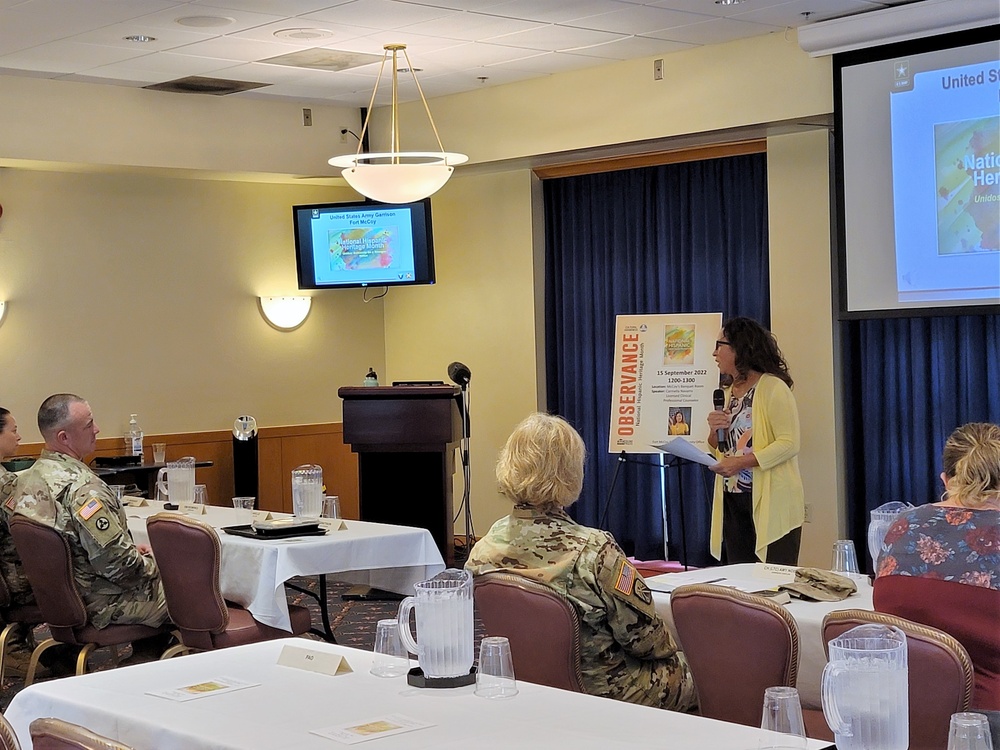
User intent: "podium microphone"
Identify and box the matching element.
[448,361,471,389]
[713,389,729,452]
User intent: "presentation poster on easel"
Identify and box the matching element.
[608,312,722,454]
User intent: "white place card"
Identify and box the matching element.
[755,563,799,580]
[311,714,433,745]
[277,645,353,677]
[148,676,259,702]
[179,502,205,515]
[252,510,272,523]
[122,496,148,507]
[319,518,346,531]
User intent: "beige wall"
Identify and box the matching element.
[0,75,360,176]
[767,130,841,566]
[379,31,832,163]
[0,168,383,442]
[384,169,541,530]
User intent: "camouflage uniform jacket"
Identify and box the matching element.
[8,450,168,629]
[466,505,697,711]
[0,466,34,607]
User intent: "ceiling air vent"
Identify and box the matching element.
[143,76,269,96]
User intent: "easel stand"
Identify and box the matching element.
[601,451,696,571]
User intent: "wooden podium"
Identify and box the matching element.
[338,385,462,566]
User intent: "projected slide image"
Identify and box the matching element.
[310,208,417,285]
[329,226,397,270]
[935,117,1000,255]
[890,58,1000,304]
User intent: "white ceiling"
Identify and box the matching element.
[0,0,926,107]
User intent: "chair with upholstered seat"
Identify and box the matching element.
[29,718,132,750]
[473,571,584,692]
[0,564,45,682]
[823,608,974,750]
[874,575,1000,710]
[0,712,21,750]
[145,512,312,657]
[7,516,173,685]
[670,583,800,728]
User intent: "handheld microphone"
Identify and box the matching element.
[447,361,471,388]
[712,388,729,452]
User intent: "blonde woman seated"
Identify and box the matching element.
[466,413,697,711]
[876,422,1000,709]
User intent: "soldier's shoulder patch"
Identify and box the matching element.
[78,497,103,520]
[75,497,118,548]
[614,559,636,596]
[633,576,652,605]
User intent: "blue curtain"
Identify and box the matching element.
[543,153,769,565]
[842,313,1000,568]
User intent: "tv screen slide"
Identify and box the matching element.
[293,198,435,289]
[836,27,999,315]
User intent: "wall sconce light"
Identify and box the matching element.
[258,296,311,331]
[0,301,6,328]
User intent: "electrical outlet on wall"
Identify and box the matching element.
[302,108,312,126]
[653,59,663,81]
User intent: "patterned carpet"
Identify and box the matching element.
[0,575,486,712]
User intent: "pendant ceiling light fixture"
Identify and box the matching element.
[329,44,468,204]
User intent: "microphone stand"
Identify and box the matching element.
[458,383,472,560]
[600,450,691,571]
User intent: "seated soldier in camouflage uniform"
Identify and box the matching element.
[9,394,169,656]
[466,412,697,711]
[0,407,41,676]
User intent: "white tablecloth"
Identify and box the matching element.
[4,639,834,750]
[648,563,874,709]
[126,503,446,632]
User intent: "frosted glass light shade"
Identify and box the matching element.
[0,301,6,327]
[258,296,311,331]
[330,152,469,203]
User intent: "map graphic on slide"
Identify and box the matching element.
[328,226,398,271]
[935,117,1000,255]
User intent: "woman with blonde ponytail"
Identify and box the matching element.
[875,422,1000,710]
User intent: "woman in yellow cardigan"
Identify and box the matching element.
[706,318,804,564]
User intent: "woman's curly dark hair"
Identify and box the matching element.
[722,318,793,388]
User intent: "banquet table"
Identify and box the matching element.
[3,639,835,750]
[648,563,874,710]
[125,502,445,637]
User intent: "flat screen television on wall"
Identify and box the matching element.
[293,198,435,290]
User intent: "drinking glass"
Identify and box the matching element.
[832,539,861,576]
[370,619,409,678]
[193,485,207,505]
[232,496,255,525]
[109,485,126,502]
[475,636,518,699]
[759,686,807,749]
[152,443,167,463]
[322,495,340,519]
[948,713,994,750]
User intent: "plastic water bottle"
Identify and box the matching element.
[128,414,144,457]
[363,368,379,387]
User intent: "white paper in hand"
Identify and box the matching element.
[651,437,717,468]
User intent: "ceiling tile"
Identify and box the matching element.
[301,0,455,29]
[568,4,714,35]
[484,23,630,52]
[0,39,151,73]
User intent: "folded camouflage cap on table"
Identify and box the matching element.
[778,567,857,602]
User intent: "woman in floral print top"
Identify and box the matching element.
[875,422,1000,710]
[877,422,1000,590]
